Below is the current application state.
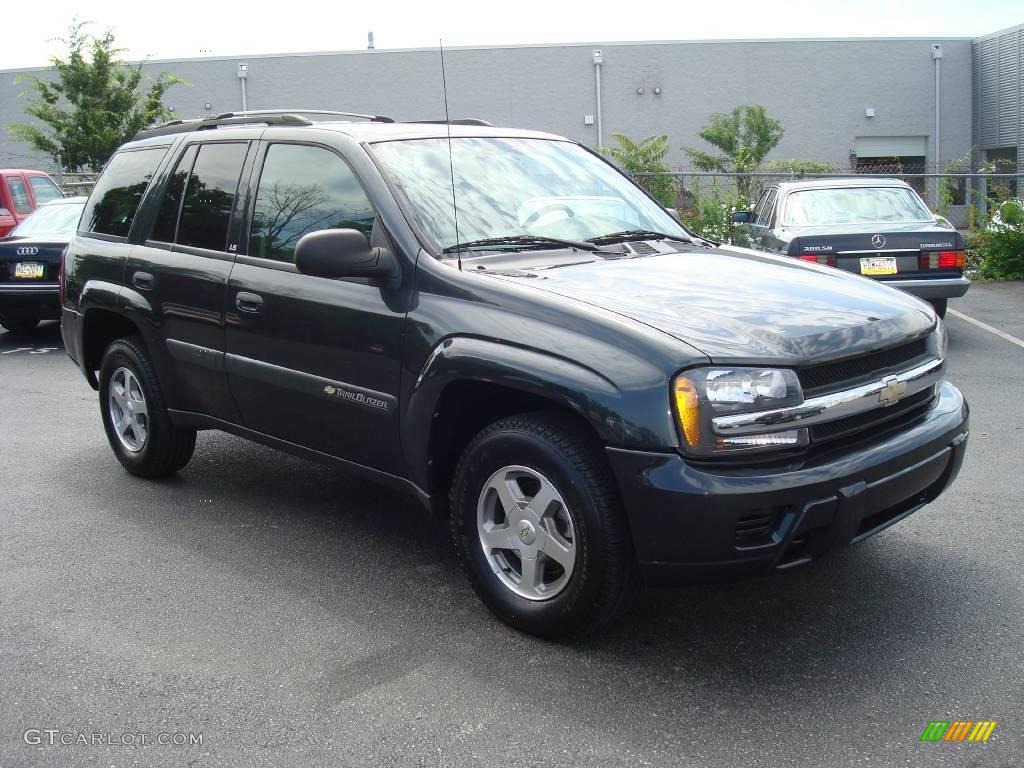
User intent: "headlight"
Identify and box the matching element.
[672,367,807,456]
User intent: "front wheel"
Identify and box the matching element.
[99,336,197,478]
[450,412,637,639]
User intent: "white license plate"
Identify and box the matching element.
[860,256,897,276]
[14,262,45,279]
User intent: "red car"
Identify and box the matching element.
[0,170,65,237]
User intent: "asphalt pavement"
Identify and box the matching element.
[1,284,1022,767]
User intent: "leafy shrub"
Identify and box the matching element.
[677,182,749,245]
[972,200,1024,280]
[600,133,677,207]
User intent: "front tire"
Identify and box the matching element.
[450,412,637,639]
[99,336,196,478]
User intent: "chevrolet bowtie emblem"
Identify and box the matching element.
[879,376,907,406]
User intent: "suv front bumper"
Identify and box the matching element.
[607,380,968,585]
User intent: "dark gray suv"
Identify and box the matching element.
[61,110,968,637]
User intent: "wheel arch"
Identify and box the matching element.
[406,336,633,513]
[80,309,147,389]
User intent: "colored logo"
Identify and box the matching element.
[920,720,997,742]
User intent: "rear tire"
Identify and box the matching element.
[929,299,948,318]
[450,411,637,639]
[0,316,40,334]
[99,336,197,478]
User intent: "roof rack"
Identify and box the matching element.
[133,108,395,140]
[409,118,493,127]
[215,109,395,123]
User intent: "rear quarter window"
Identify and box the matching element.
[29,175,64,204]
[82,147,168,238]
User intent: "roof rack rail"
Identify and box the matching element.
[410,118,493,127]
[134,113,313,140]
[215,109,395,123]
[133,108,396,140]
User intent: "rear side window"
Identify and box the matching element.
[175,143,247,251]
[6,176,32,213]
[249,143,376,263]
[29,176,63,204]
[151,145,198,243]
[82,148,166,237]
[756,189,778,226]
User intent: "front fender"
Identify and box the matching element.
[404,335,677,490]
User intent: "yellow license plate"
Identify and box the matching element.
[15,262,45,279]
[860,256,897,276]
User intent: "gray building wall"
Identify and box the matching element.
[0,37,974,177]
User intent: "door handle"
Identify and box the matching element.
[235,292,264,314]
[132,271,154,291]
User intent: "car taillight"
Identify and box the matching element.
[799,253,836,267]
[918,250,965,270]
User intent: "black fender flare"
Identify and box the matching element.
[404,335,653,491]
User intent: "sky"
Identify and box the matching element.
[1,0,1021,70]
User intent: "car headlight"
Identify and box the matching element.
[672,367,807,456]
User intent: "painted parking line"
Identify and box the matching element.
[948,308,1024,351]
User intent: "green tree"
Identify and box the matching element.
[9,22,183,172]
[600,133,677,207]
[685,105,784,198]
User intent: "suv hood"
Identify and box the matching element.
[487,247,935,363]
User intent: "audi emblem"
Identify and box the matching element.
[16,246,39,256]
[870,234,886,249]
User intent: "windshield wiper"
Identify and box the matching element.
[443,235,600,253]
[586,229,697,246]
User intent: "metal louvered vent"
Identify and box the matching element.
[625,241,658,255]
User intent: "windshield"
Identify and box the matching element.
[370,137,687,253]
[11,202,84,237]
[782,187,933,226]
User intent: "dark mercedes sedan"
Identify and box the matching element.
[0,195,85,333]
[732,178,968,317]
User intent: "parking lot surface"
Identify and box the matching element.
[1,283,1022,767]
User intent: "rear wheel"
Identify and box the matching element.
[929,299,948,318]
[450,412,637,639]
[99,336,196,478]
[0,315,40,334]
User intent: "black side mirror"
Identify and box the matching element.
[294,228,396,282]
[731,211,754,224]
